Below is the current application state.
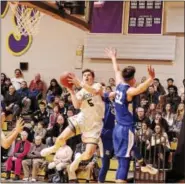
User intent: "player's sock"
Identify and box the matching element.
[70,153,82,172]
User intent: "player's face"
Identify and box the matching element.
[82,72,94,85]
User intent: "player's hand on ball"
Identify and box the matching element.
[105,47,117,59]
[67,74,81,87]
[147,65,155,80]
[15,118,24,133]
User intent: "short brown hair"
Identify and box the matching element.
[82,69,95,78]
[122,66,135,81]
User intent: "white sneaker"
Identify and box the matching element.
[141,164,158,175]
[40,145,58,157]
[31,178,36,182]
[23,178,29,181]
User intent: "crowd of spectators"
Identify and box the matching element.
[1,68,184,182]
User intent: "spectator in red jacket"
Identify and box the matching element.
[5,131,31,180]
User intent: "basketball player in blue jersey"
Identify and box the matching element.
[105,48,156,183]
[98,91,116,183]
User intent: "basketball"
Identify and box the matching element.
[60,72,75,89]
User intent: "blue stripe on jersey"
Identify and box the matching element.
[115,83,133,126]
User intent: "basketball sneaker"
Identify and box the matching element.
[141,164,158,175]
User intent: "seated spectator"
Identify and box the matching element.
[179,79,185,95]
[105,86,112,93]
[149,124,171,169]
[135,107,150,130]
[153,78,166,95]
[173,103,184,137]
[65,95,73,109]
[1,73,7,96]
[29,73,44,96]
[146,103,157,123]
[17,81,32,114]
[47,105,60,130]
[166,78,174,90]
[162,103,175,131]
[67,143,98,183]
[5,131,31,180]
[4,85,21,120]
[53,95,61,107]
[164,85,181,113]
[59,99,67,116]
[46,79,62,103]
[48,144,72,172]
[147,85,159,105]
[22,136,46,182]
[151,111,169,133]
[108,78,116,91]
[136,122,153,158]
[32,102,49,127]
[34,121,47,141]
[46,114,67,147]
[139,95,149,111]
[180,92,185,104]
[141,76,147,83]
[11,69,24,90]
[1,77,12,97]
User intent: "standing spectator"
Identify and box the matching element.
[11,69,24,90]
[108,78,116,91]
[46,79,62,103]
[179,79,185,95]
[22,136,46,182]
[147,85,159,105]
[5,131,31,180]
[4,85,21,120]
[17,81,31,114]
[153,78,166,95]
[164,85,181,113]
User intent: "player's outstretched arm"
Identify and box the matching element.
[105,48,123,85]
[127,66,155,100]
[1,117,24,149]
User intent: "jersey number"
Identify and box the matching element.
[115,90,123,105]
[87,99,94,107]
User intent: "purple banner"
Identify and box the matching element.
[91,1,123,33]
[128,1,163,34]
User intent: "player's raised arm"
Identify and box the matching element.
[68,74,103,96]
[105,48,123,85]
[127,65,155,100]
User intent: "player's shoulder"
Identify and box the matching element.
[116,83,130,90]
